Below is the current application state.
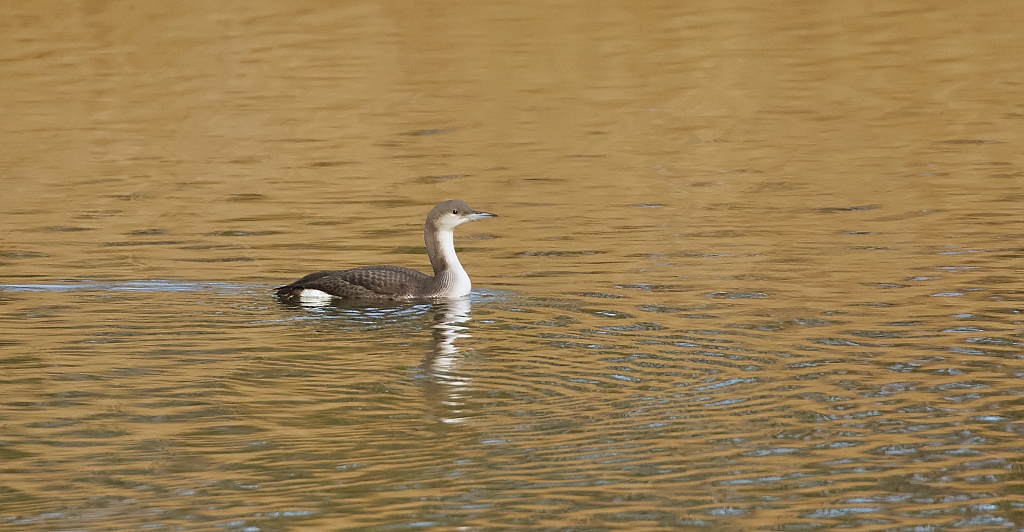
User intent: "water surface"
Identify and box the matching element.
[2,2,1023,530]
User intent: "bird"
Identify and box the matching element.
[275,200,496,302]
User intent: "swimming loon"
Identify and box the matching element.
[275,200,496,301]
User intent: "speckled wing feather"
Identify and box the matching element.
[275,266,433,300]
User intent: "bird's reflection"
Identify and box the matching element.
[276,292,477,424]
[421,297,473,424]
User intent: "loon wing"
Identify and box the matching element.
[275,266,432,299]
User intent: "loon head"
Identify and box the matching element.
[426,200,497,233]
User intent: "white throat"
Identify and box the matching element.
[434,228,471,297]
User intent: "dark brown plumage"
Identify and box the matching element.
[275,266,432,300]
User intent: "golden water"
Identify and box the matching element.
[2,2,1023,530]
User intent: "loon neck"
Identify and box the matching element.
[425,225,470,297]
[426,226,464,276]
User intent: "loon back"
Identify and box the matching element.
[275,266,432,300]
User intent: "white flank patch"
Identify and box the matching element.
[298,289,334,307]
